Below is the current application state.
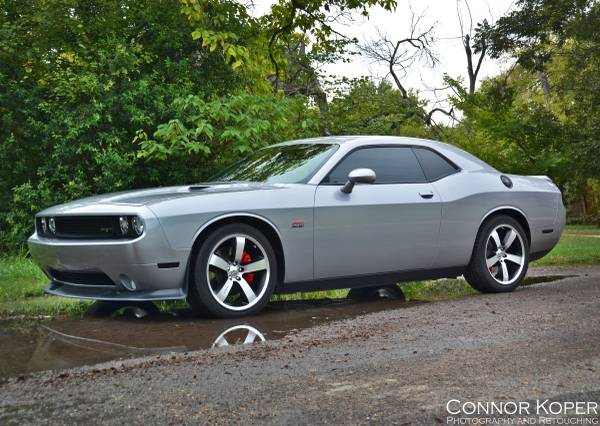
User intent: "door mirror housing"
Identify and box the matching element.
[341,168,376,193]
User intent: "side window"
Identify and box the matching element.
[323,147,426,184]
[412,147,459,181]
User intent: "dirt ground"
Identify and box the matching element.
[1,266,599,425]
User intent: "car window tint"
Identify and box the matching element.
[324,147,426,184]
[412,147,459,181]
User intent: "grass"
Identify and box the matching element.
[1,225,598,318]
[0,257,91,317]
[532,225,600,267]
[401,278,476,301]
[561,224,600,235]
[271,289,349,302]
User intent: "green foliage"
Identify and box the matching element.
[136,94,321,177]
[445,0,599,214]
[265,0,398,55]
[487,0,596,67]
[0,0,242,250]
[1,0,599,253]
[447,70,570,184]
[180,0,273,92]
[551,43,600,183]
[482,0,600,186]
[324,79,431,137]
[179,0,398,88]
[0,0,397,252]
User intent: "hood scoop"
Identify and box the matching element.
[188,185,210,191]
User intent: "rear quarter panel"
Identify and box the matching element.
[432,171,560,268]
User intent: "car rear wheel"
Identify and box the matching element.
[188,224,278,318]
[465,215,529,293]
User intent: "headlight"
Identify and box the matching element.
[48,217,56,234]
[131,216,144,236]
[40,217,47,234]
[119,216,129,235]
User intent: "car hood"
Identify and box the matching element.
[39,182,288,214]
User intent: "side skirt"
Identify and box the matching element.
[276,266,465,294]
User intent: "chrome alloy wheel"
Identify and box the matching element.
[206,234,270,311]
[212,325,266,348]
[485,224,526,285]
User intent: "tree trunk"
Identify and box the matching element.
[539,70,550,102]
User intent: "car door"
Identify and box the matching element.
[314,146,442,279]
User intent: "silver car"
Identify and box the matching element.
[28,136,565,318]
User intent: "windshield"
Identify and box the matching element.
[210,143,339,184]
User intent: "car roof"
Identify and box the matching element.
[274,136,497,175]
[275,135,462,151]
[273,136,357,146]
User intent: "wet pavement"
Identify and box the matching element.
[1,268,597,425]
[0,296,412,378]
[0,273,572,379]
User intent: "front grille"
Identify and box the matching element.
[55,216,120,239]
[50,269,115,286]
[36,215,140,239]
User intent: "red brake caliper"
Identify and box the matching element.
[241,251,255,285]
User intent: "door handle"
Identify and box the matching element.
[419,191,434,199]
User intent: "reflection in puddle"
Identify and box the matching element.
[0,297,413,378]
[0,275,571,379]
[212,325,266,348]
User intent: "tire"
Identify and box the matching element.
[187,223,278,318]
[465,215,529,293]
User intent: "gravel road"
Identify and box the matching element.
[1,266,599,425]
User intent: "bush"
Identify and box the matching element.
[0,0,320,252]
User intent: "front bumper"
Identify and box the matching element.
[28,215,190,301]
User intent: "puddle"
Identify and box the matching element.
[522,274,576,286]
[0,297,413,378]
[0,275,573,379]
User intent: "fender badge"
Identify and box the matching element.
[291,220,304,229]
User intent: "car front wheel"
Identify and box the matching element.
[188,224,278,318]
[465,215,529,293]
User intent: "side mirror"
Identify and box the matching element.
[341,168,376,193]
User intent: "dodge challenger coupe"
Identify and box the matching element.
[28,136,565,318]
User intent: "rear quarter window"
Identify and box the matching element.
[412,147,459,181]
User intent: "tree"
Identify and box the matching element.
[456,0,491,95]
[484,0,600,209]
[179,0,398,91]
[0,0,401,250]
[324,78,430,137]
[455,70,568,176]
[1,0,237,248]
[486,0,595,67]
[135,94,320,170]
[360,9,437,99]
